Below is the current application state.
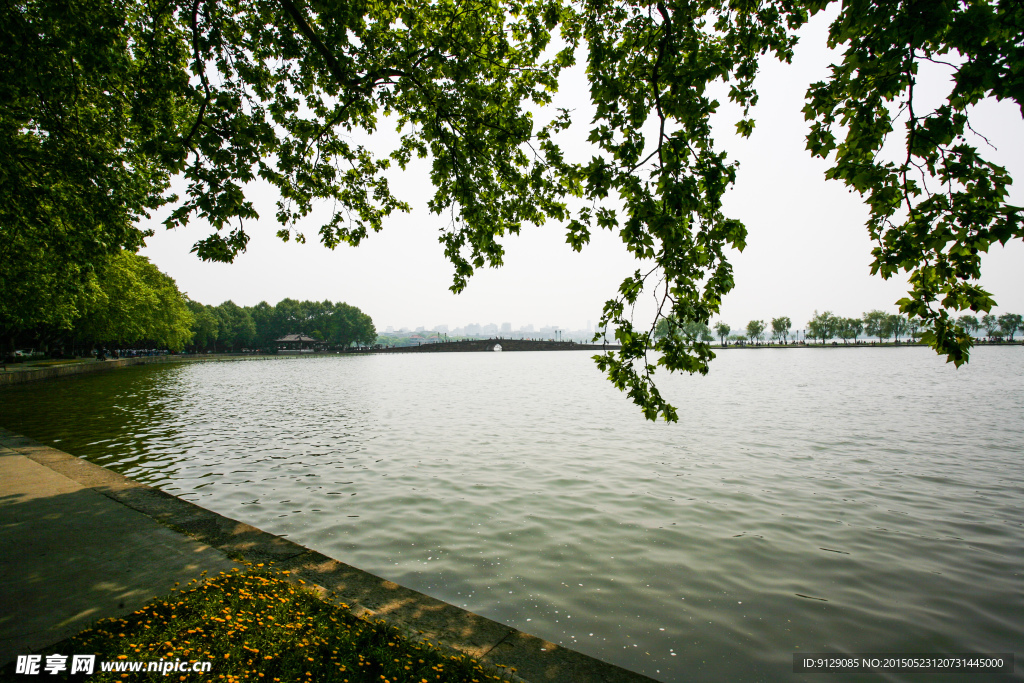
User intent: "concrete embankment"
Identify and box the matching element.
[0,356,189,387]
[0,429,656,682]
[0,354,290,387]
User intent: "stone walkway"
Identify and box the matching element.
[0,437,239,665]
[0,429,657,682]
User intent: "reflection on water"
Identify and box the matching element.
[2,347,1022,682]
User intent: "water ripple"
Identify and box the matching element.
[1,348,1022,682]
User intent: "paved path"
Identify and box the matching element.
[0,436,239,666]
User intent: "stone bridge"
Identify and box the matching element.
[367,338,619,353]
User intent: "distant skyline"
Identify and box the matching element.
[378,311,987,338]
[140,9,1023,334]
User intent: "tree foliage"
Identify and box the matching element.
[713,321,731,345]
[770,316,792,343]
[885,313,910,342]
[835,317,862,343]
[3,0,1021,419]
[862,309,889,343]
[1,0,179,339]
[958,314,980,336]
[187,301,221,350]
[77,252,194,351]
[187,298,377,352]
[998,313,1022,340]
[807,310,836,344]
[213,301,257,351]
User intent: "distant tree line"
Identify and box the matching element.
[955,313,1022,342]
[657,311,1021,346]
[186,298,376,353]
[2,250,375,357]
[800,311,1021,344]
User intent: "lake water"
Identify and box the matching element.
[1,347,1021,682]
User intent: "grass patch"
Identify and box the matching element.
[8,567,514,682]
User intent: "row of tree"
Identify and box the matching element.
[2,251,195,356]
[801,311,1022,344]
[186,299,376,353]
[803,311,916,344]
[657,311,1022,346]
[2,251,375,356]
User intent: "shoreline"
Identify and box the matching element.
[0,355,191,386]
[2,340,1018,387]
[0,354,287,387]
[0,428,656,682]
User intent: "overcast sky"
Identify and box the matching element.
[140,10,1023,333]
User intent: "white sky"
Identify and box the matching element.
[140,10,1023,334]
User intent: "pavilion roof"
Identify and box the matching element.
[275,334,318,342]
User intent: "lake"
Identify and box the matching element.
[1,347,1021,682]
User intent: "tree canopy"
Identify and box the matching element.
[770,316,792,343]
[75,252,195,351]
[998,313,1022,340]
[713,321,731,346]
[3,0,1020,420]
[806,310,836,343]
[178,298,377,352]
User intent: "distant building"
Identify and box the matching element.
[435,324,449,333]
[501,322,512,334]
[275,334,320,354]
[482,323,498,335]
